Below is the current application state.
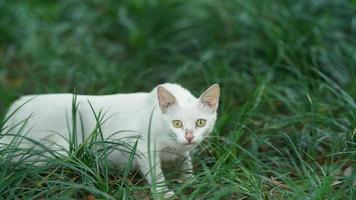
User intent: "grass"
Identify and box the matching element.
[0,0,355,199]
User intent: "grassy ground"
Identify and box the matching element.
[0,0,355,199]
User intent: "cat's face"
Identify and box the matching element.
[157,84,220,146]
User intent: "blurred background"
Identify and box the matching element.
[1,0,355,109]
[0,0,355,198]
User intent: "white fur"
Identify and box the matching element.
[1,83,219,197]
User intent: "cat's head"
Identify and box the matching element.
[157,84,220,146]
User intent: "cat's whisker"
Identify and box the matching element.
[198,142,209,153]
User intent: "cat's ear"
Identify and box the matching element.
[157,86,177,113]
[199,84,220,112]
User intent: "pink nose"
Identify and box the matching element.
[185,131,194,143]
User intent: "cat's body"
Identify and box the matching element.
[1,83,220,198]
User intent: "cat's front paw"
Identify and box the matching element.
[153,188,176,199]
[163,190,175,199]
[177,176,187,184]
[177,174,197,184]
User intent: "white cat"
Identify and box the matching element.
[1,83,220,198]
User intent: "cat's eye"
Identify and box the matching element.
[196,119,206,128]
[172,120,183,128]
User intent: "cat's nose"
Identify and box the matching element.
[185,131,194,143]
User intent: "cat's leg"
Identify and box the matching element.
[137,154,175,198]
[177,153,195,183]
